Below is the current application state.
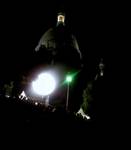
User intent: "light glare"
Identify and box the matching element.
[32,72,56,96]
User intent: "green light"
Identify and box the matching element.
[63,71,80,85]
[66,75,73,83]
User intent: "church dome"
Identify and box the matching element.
[34,13,83,69]
[35,26,82,59]
[36,27,79,50]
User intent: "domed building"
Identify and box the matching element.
[35,12,82,69]
[13,13,84,112]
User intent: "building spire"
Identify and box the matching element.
[94,58,105,80]
[99,58,105,76]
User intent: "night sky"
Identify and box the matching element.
[0,0,121,81]
[0,1,127,144]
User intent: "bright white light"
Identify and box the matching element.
[32,72,56,96]
[35,102,38,106]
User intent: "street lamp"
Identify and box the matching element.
[65,74,73,111]
[32,72,57,106]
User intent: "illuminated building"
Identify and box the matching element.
[17,12,83,111]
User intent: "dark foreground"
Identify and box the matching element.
[0,96,91,128]
[0,96,114,147]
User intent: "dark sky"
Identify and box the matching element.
[0,0,122,80]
